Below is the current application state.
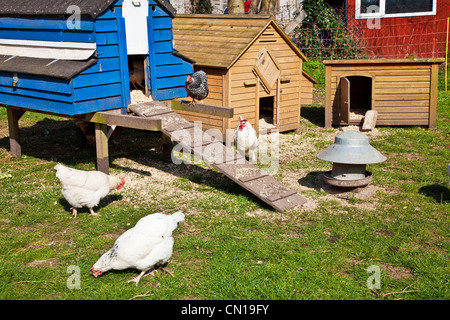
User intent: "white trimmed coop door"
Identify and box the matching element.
[123,0,149,55]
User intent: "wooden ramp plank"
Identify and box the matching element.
[132,101,306,212]
[214,163,269,182]
[362,110,378,132]
[272,193,307,212]
[199,143,245,165]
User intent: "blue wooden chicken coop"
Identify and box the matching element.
[0,0,194,116]
[0,1,309,212]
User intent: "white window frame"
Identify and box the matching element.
[355,0,437,19]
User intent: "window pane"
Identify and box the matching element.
[385,0,433,14]
[360,0,380,14]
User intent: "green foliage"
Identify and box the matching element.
[292,0,366,59]
[194,0,213,14]
[438,64,450,91]
[302,58,325,87]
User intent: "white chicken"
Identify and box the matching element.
[54,164,125,218]
[90,211,185,286]
[233,116,259,163]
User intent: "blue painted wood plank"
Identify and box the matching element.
[74,95,124,114]
[96,44,120,58]
[0,17,95,31]
[146,16,157,99]
[0,92,76,115]
[153,87,188,101]
[72,70,122,89]
[156,64,193,77]
[95,32,118,45]
[152,16,172,29]
[0,93,124,116]
[73,83,122,102]
[145,56,152,93]
[153,41,172,54]
[0,72,73,94]
[155,53,187,66]
[80,58,121,74]
[116,16,131,109]
[0,29,95,43]
[153,29,172,42]
[95,19,118,32]
[151,7,171,17]
[0,84,73,103]
[155,75,189,90]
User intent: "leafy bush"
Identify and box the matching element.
[292,0,366,60]
[194,0,213,14]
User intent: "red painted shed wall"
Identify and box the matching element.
[346,0,450,58]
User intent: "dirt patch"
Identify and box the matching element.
[326,235,342,243]
[112,157,226,213]
[26,258,59,268]
[383,264,415,280]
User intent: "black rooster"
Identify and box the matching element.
[185,70,209,104]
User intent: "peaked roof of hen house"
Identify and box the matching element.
[172,14,307,70]
[0,0,176,19]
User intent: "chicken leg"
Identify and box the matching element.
[71,207,77,218]
[89,208,100,217]
[127,267,174,286]
[127,268,153,286]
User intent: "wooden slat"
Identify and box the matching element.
[374,82,430,88]
[374,100,429,107]
[331,69,429,76]
[376,87,430,94]
[325,64,332,128]
[377,113,429,119]
[323,58,445,65]
[6,108,24,158]
[171,100,233,118]
[429,63,439,128]
[83,111,162,131]
[376,75,430,82]
[95,123,109,174]
[376,119,429,125]
[373,93,429,101]
[374,106,429,113]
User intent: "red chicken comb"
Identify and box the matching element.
[116,178,125,190]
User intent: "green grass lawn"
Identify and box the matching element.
[0,90,448,300]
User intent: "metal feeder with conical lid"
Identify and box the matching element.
[317,130,387,188]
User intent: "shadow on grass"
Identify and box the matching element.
[419,184,450,203]
[57,194,123,216]
[0,117,269,210]
[298,171,326,191]
[300,105,325,127]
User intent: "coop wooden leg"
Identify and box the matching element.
[162,133,174,164]
[224,129,234,148]
[95,123,109,174]
[7,108,25,158]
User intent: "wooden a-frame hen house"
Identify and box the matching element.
[172,14,316,141]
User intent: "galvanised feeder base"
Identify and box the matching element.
[323,170,373,188]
